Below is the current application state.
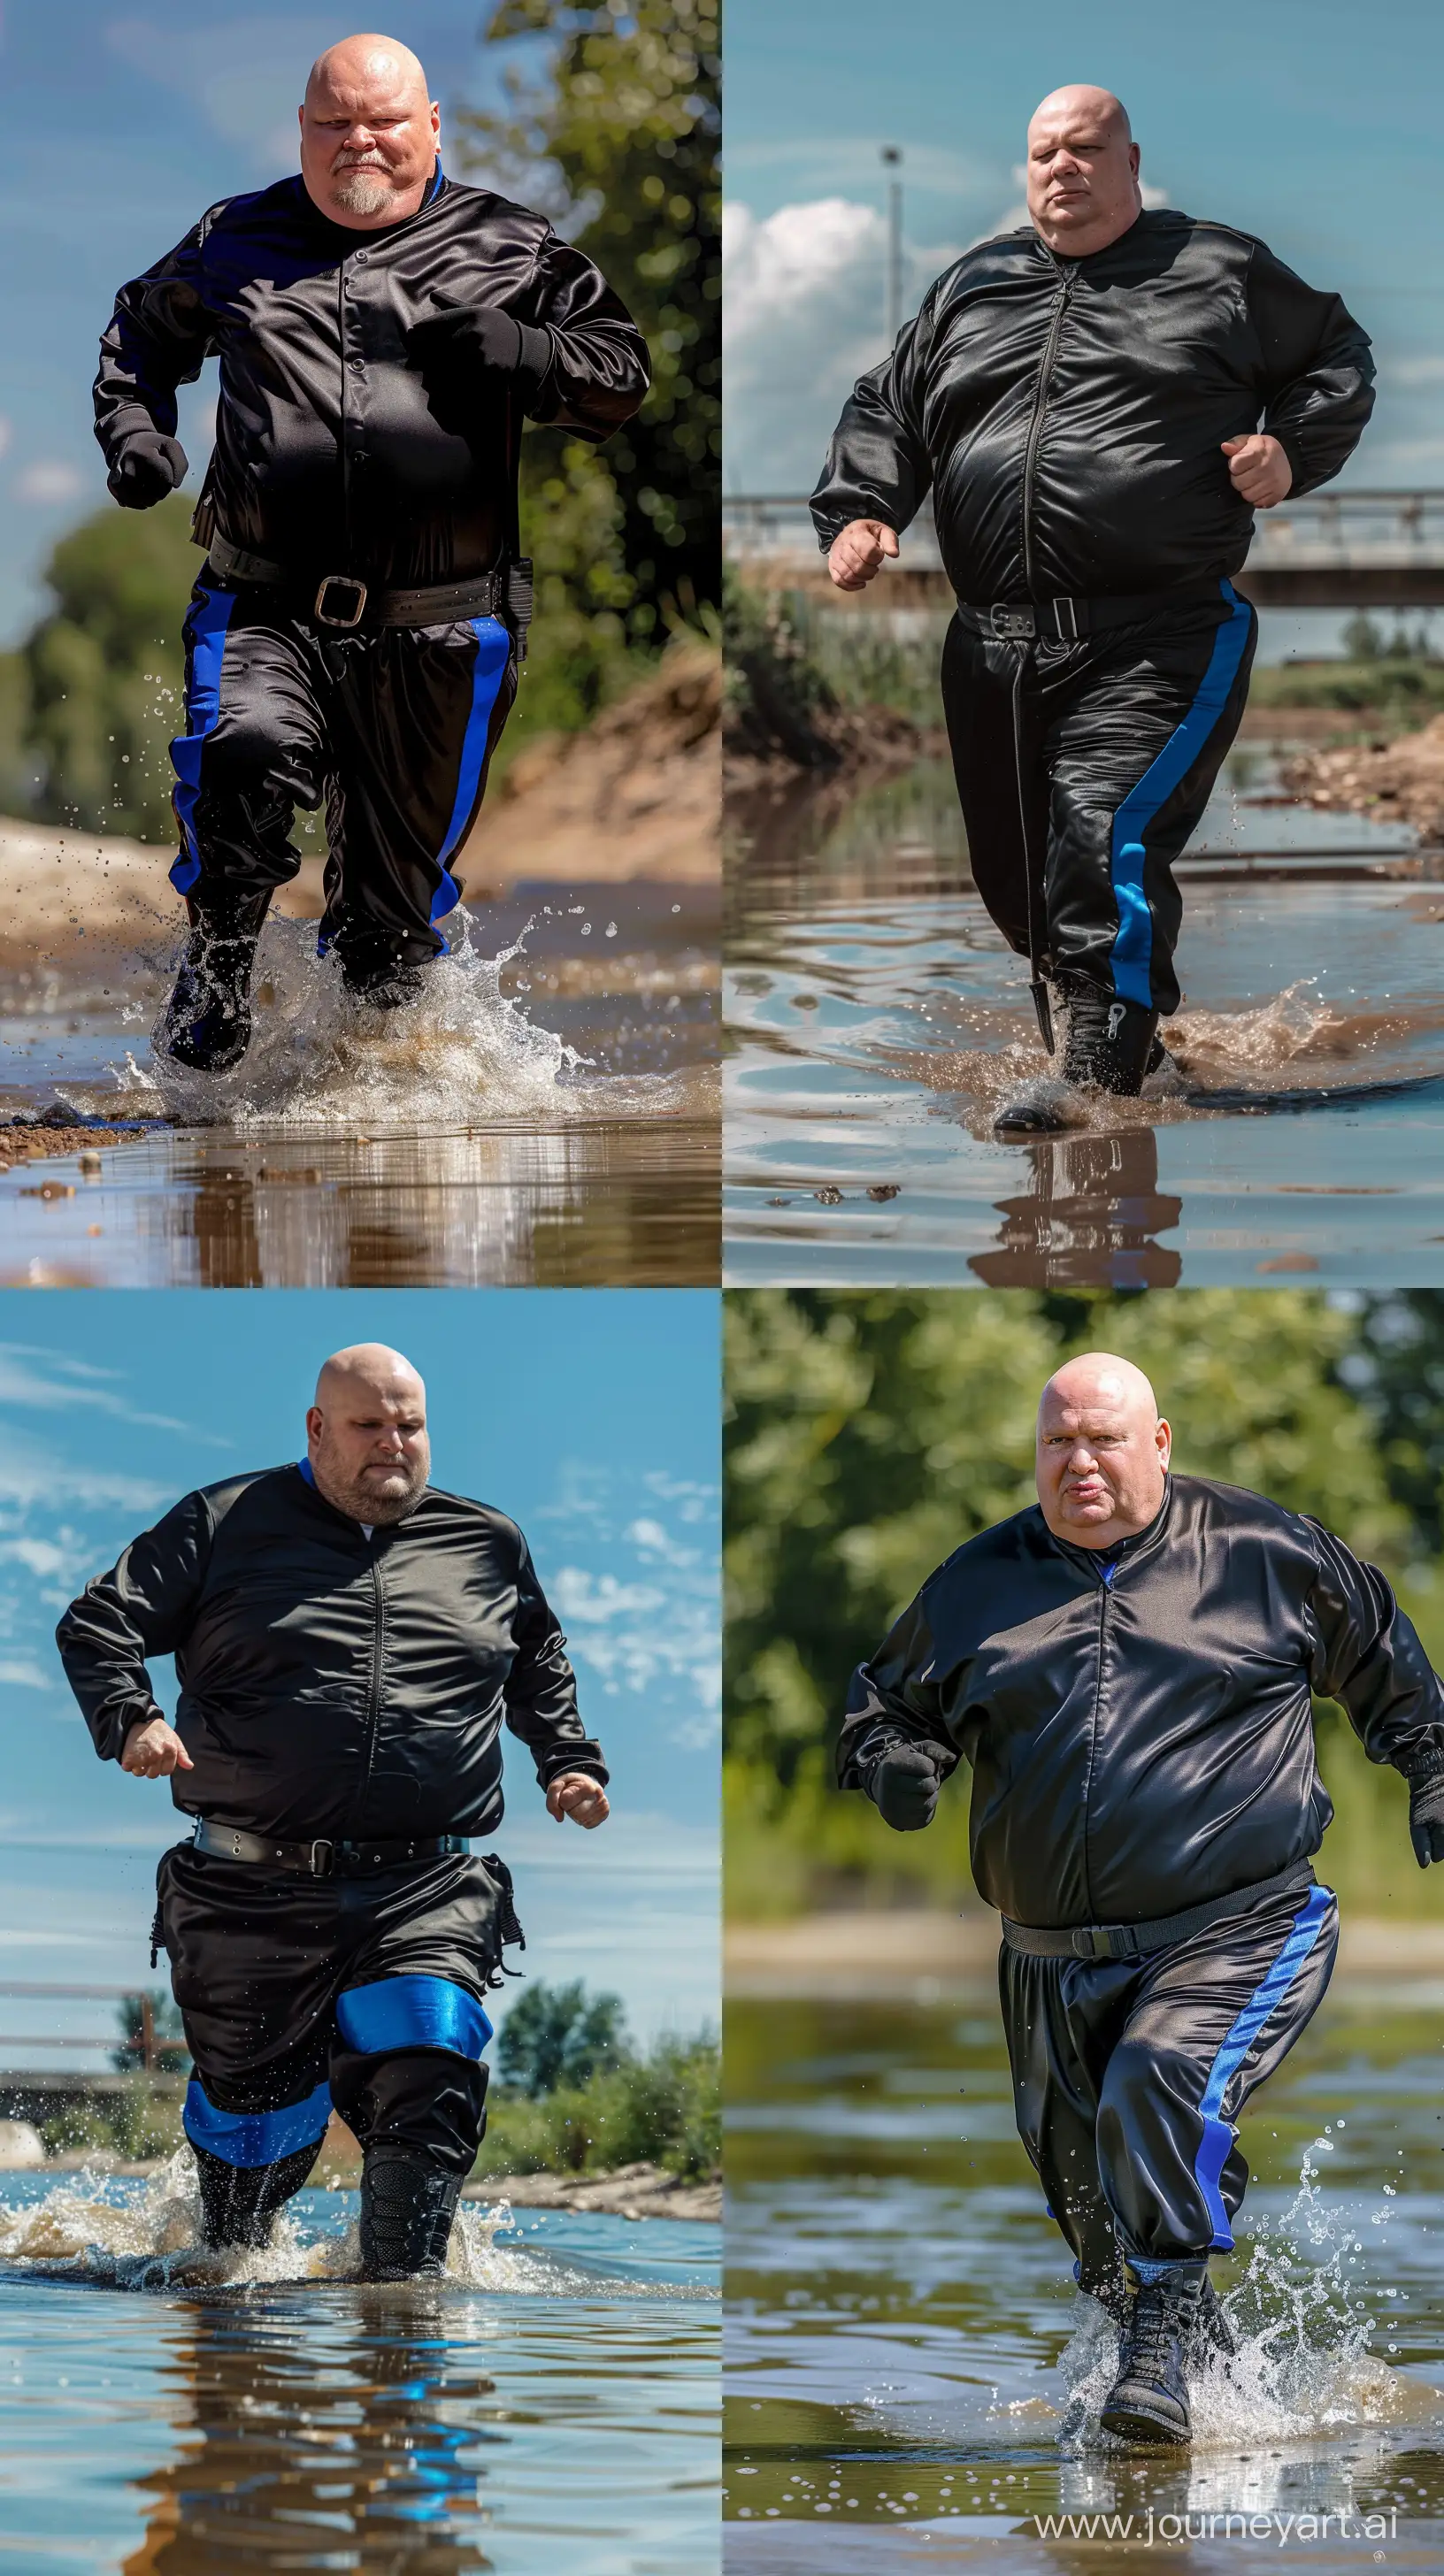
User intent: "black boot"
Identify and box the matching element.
[194,2140,321,2250]
[338,934,433,1012]
[1074,2254,1128,2328]
[159,902,268,1072]
[1099,2260,1205,2445]
[1060,984,1160,1098]
[358,2146,462,2281]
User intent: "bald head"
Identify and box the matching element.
[307,1343,430,1524]
[1025,85,1141,258]
[299,34,440,231]
[1035,1352,1171,1548]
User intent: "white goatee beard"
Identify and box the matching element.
[332,169,394,217]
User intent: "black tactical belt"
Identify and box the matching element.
[1001,1860,1317,1961]
[190,1818,470,1877]
[956,585,1224,643]
[204,532,533,638]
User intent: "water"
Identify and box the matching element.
[725,1976,1444,2571]
[0,886,718,1286]
[0,2158,719,2570]
[725,742,1444,1285]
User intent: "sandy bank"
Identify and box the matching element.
[1280,709,1444,841]
[727,1908,1444,1997]
[0,646,719,970]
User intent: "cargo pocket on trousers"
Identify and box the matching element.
[477,1852,526,1986]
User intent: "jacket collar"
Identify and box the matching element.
[1045,1474,1174,1583]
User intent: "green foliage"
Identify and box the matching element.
[111,1987,188,2075]
[1249,659,1444,717]
[0,650,37,816]
[495,1977,629,2094]
[480,2030,719,2176]
[461,0,719,676]
[19,497,194,838]
[40,2080,185,2163]
[725,1290,1444,1918]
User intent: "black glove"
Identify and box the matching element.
[1409,1762,1444,1868]
[108,431,188,510]
[867,1741,947,1834]
[410,297,550,395]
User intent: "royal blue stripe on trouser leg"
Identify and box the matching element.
[1108,579,1253,1008]
[1194,1882,1334,2250]
[168,586,238,897]
[336,1975,494,2058]
[430,616,511,924]
[182,2074,332,2168]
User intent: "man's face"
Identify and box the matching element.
[1035,1382,1170,1546]
[299,53,440,229]
[1025,93,1141,257]
[307,1370,431,1524]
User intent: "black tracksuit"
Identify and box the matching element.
[839,1475,1443,2272]
[57,1464,607,2179]
[94,166,649,970]
[812,213,1374,1016]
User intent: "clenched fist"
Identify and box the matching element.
[1221,433,1292,510]
[546,1771,611,1828]
[827,518,901,592]
[121,1716,194,1778]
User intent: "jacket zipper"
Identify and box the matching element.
[1080,1568,1110,1919]
[348,1548,387,1829]
[1020,263,1076,600]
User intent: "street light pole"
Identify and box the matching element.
[880,145,902,348]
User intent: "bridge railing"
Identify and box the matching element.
[724,490,1444,576]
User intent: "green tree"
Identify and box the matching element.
[21,496,195,840]
[458,0,719,725]
[496,1978,631,2094]
[725,1290,1437,1918]
[111,1987,189,2074]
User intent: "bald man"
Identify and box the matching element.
[838,1353,1444,2443]
[57,1345,610,2280]
[93,34,649,1071]
[813,88,1374,1121]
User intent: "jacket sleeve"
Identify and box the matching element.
[836,1574,963,1797]
[55,1491,213,1761]
[810,287,938,556]
[503,1534,609,1788]
[93,214,221,469]
[1305,1519,1444,1775]
[1246,242,1375,498]
[518,227,651,444]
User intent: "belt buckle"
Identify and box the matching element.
[1072,1925,1108,1959]
[310,1839,334,1877]
[313,574,367,630]
[989,604,1035,640]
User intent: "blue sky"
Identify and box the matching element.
[725,0,1444,652]
[0,1290,719,2065]
[0,1,545,642]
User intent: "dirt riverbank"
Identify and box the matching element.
[1279,707,1444,840]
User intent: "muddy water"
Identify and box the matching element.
[0,884,718,1286]
[0,2159,718,2570]
[725,1978,1444,2572]
[725,744,1444,1285]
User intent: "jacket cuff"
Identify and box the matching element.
[1402,1740,1444,1784]
[515,322,553,403]
[96,407,159,464]
[107,1703,165,1761]
[536,1743,609,1789]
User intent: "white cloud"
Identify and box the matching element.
[13,463,84,507]
[0,1344,200,1436]
[626,1515,701,1568]
[1388,357,1444,388]
[104,15,341,174]
[551,1569,666,1625]
[0,1660,52,1689]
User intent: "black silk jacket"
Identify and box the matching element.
[93,168,649,585]
[810,211,1373,604]
[57,1467,606,1840]
[838,1476,1443,1928]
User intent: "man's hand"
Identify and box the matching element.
[108,431,188,510]
[868,1743,942,1834]
[121,1716,194,1779]
[409,300,530,379]
[546,1770,611,1829]
[1221,433,1292,510]
[1409,1767,1444,1868]
[828,518,901,592]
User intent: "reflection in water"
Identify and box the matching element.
[726,755,1444,1284]
[124,2296,495,2575]
[971,1127,1182,1288]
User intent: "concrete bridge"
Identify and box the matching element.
[725,490,1444,610]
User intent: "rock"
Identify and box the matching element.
[0,2120,46,2168]
[463,2158,720,2222]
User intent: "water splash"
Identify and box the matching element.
[1058,2149,1410,2455]
[0,2153,549,2296]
